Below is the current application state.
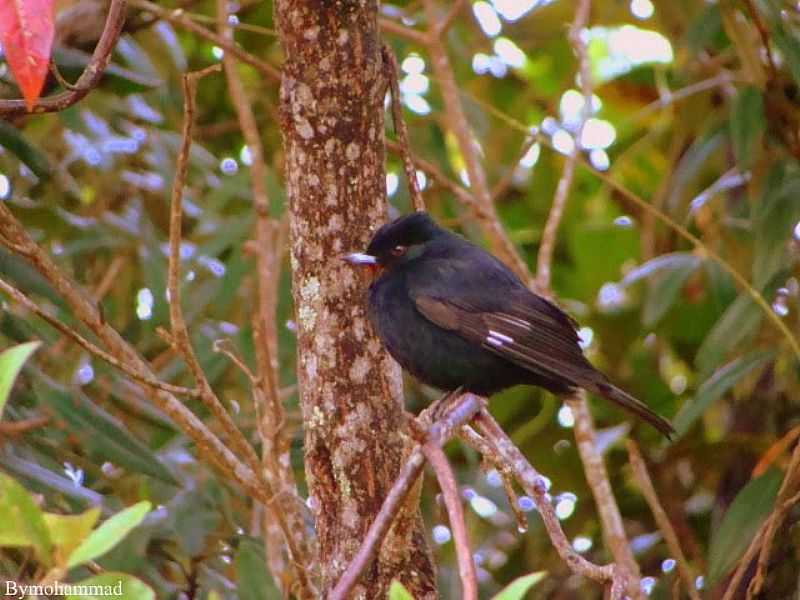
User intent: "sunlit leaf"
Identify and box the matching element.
[491,571,546,600]
[0,472,53,567]
[672,349,774,438]
[708,468,782,584]
[0,0,55,109]
[66,572,155,600]
[44,507,101,563]
[66,501,151,569]
[389,580,416,600]
[0,341,41,419]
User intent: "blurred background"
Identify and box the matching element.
[1,0,799,598]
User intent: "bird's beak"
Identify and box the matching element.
[342,253,378,266]
[342,253,382,277]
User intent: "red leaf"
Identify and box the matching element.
[0,0,55,111]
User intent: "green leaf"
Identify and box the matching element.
[44,507,101,563]
[0,472,53,567]
[752,166,800,289]
[708,468,783,584]
[672,349,774,438]
[34,379,178,485]
[491,572,546,600]
[622,253,702,328]
[235,537,280,600]
[66,501,151,569]
[695,293,762,376]
[0,340,40,419]
[389,580,416,600]
[66,572,155,600]
[730,86,764,169]
[0,121,51,180]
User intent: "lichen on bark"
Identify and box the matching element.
[275,1,436,597]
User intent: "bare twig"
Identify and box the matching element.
[0,415,49,437]
[535,0,592,292]
[472,409,628,599]
[490,135,537,202]
[0,0,127,117]
[379,17,430,45]
[742,0,778,79]
[167,63,265,488]
[435,0,467,37]
[0,202,270,512]
[383,44,426,212]
[747,440,800,597]
[216,2,315,594]
[129,0,281,82]
[0,276,199,399]
[627,440,701,600]
[422,0,531,281]
[421,442,478,600]
[330,394,486,600]
[568,394,643,598]
[458,425,527,533]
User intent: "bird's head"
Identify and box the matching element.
[343,211,442,274]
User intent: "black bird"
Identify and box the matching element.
[344,212,674,437]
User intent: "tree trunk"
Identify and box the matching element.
[275,2,436,598]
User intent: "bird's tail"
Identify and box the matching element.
[583,378,675,439]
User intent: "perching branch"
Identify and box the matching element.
[0,0,127,117]
[330,394,486,600]
[472,409,627,597]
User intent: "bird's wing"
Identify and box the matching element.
[407,254,594,385]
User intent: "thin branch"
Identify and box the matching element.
[435,0,467,37]
[490,135,537,202]
[535,0,591,292]
[472,409,628,599]
[129,0,281,82]
[742,0,778,79]
[421,442,478,600]
[215,2,315,594]
[0,201,270,513]
[379,17,430,45]
[421,0,531,281]
[383,44,426,212]
[330,393,486,600]
[567,394,643,598]
[747,440,800,597]
[167,63,265,488]
[459,425,527,533]
[0,276,200,399]
[0,0,127,117]
[627,440,701,600]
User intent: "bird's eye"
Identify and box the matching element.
[390,245,407,257]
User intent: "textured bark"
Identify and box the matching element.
[275,2,436,598]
